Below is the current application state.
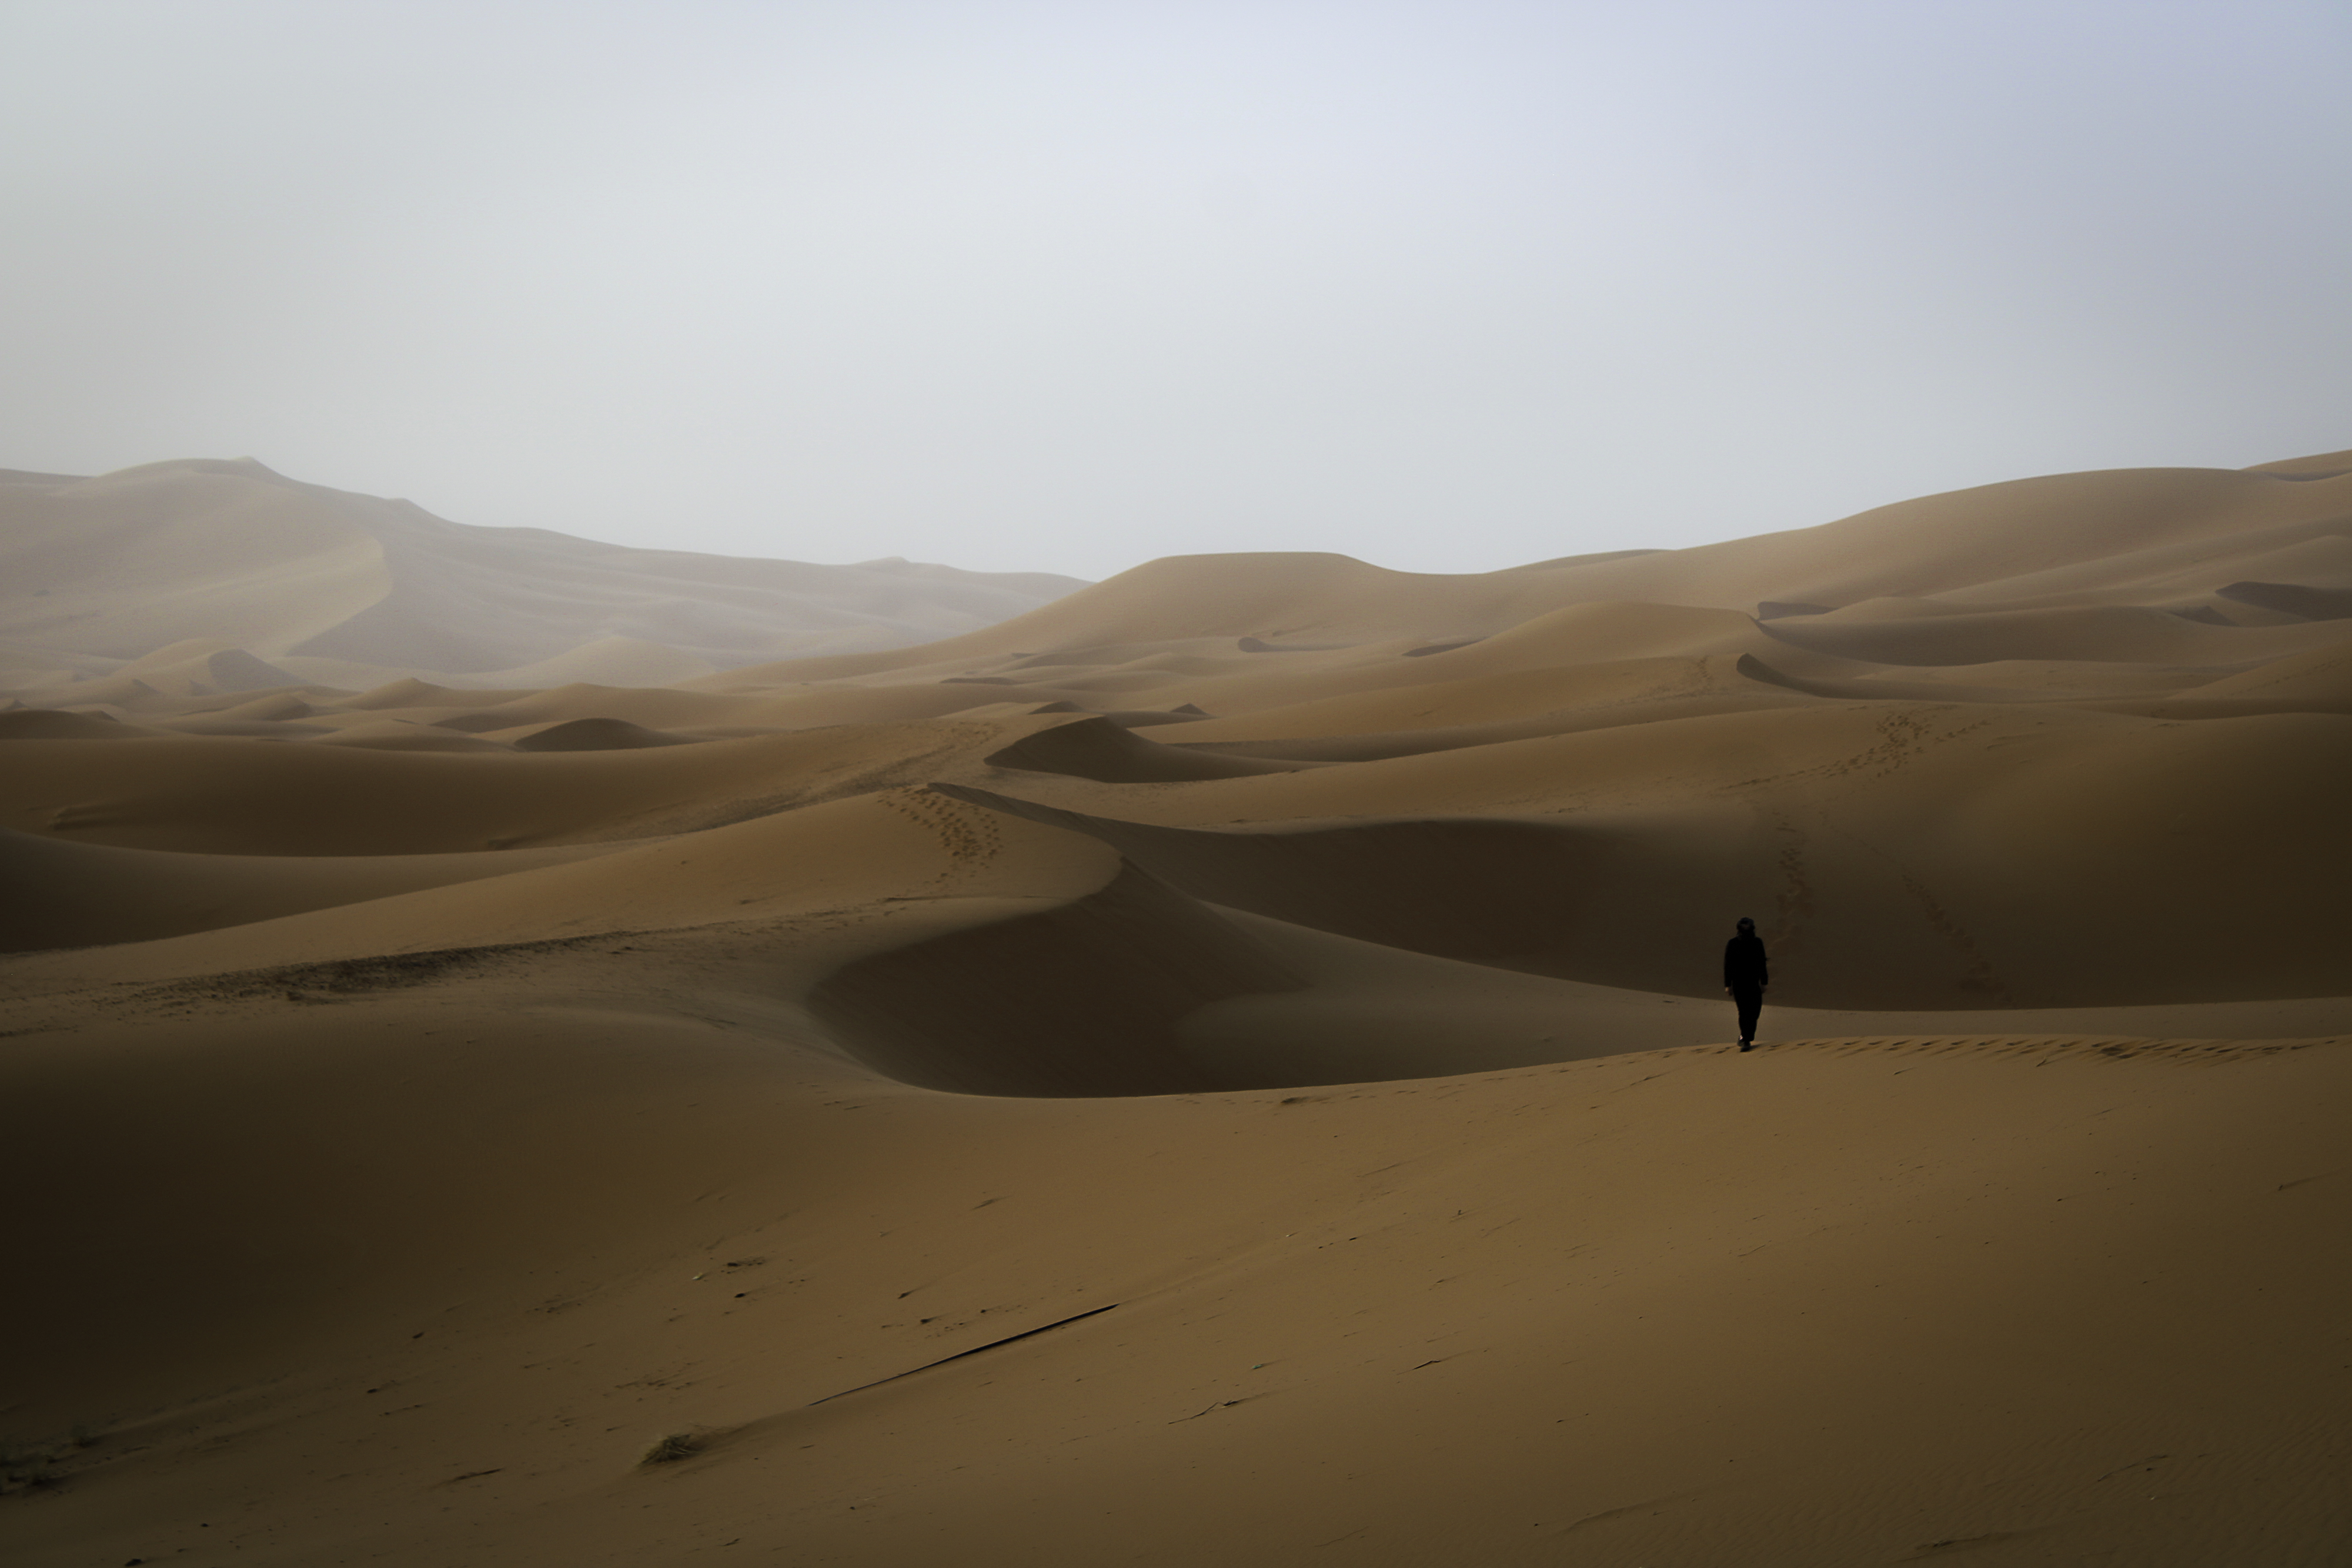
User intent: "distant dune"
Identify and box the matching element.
[0,457,1085,693]
[4,448,2350,1566]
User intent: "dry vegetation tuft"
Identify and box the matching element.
[638,1431,706,1466]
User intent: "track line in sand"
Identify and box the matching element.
[806,1302,1124,1406]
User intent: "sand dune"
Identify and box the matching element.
[1758,600,2346,667]
[938,698,2352,1008]
[686,461,2352,694]
[0,717,1075,855]
[0,458,1084,695]
[0,826,633,952]
[5,449,2352,1566]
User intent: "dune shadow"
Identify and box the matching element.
[983,716,1317,783]
[805,863,1307,1096]
[927,783,1605,975]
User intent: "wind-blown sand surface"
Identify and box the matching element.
[5,450,2351,1564]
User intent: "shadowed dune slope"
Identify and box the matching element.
[807,863,1308,1095]
[980,715,1321,782]
[502,716,705,751]
[938,708,2352,1009]
[6,446,2352,1568]
[1759,601,2347,667]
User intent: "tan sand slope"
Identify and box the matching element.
[0,717,1065,854]
[3,986,2346,1566]
[0,827,635,953]
[690,457,2352,690]
[4,446,2352,1566]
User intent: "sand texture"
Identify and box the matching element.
[5,452,2351,1565]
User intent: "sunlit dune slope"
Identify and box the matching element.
[693,458,2352,689]
[5,447,2352,1568]
[0,717,1052,854]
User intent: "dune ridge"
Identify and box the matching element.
[4,448,2351,1566]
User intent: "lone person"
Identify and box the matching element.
[1724,917,1769,1051]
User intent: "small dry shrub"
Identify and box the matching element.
[639,1431,705,1465]
[1,1427,95,1496]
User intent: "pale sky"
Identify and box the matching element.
[4,0,2347,579]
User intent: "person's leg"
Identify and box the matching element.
[1735,986,1762,1047]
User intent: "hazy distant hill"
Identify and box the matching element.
[0,457,1085,692]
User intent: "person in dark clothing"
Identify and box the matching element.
[1724,916,1769,1051]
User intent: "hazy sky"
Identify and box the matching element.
[5,1,2347,578]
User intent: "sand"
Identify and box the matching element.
[0,459,1085,691]
[4,450,2351,1564]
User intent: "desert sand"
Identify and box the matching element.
[0,458,1085,694]
[4,449,2351,1565]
